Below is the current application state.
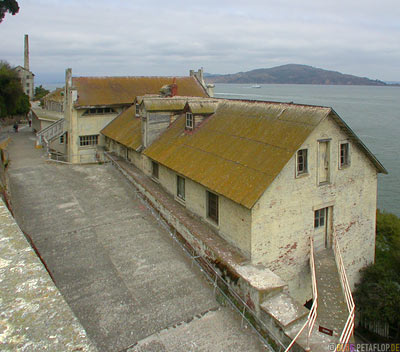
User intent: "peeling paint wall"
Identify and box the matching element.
[142,156,252,258]
[251,115,377,303]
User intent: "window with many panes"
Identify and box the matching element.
[84,107,116,115]
[314,208,325,228]
[135,103,140,116]
[79,135,98,147]
[186,112,193,130]
[59,134,64,144]
[152,161,159,179]
[176,175,185,201]
[207,191,218,224]
[297,149,308,176]
[339,142,350,168]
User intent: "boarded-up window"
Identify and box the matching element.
[207,191,218,224]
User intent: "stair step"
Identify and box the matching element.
[261,292,309,328]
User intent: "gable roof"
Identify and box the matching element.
[144,99,387,209]
[101,105,142,151]
[72,76,208,108]
[144,100,332,209]
[14,65,35,75]
[42,88,64,103]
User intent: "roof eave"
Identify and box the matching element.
[330,109,387,174]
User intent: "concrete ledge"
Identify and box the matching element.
[261,292,309,328]
[105,153,287,293]
[0,199,97,351]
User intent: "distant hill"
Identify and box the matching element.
[205,64,387,86]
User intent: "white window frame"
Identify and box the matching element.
[296,148,308,177]
[339,141,350,169]
[314,208,326,228]
[79,134,99,147]
[186,112,194,130]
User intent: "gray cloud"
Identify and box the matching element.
[1,0,399,83]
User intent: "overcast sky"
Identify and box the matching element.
[1,0,399,83]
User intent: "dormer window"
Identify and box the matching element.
[186,112,193,130]
[135,103,140,117]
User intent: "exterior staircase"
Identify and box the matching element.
[36,118,64,147]
[314,249,348,337]
[283,235,355,352]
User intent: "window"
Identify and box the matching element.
[297,149,308,176]
[339,142,350,168]
[176,175,185,201]
[84,107,116,115]
[207,191,218,224]
[152,161,159,179]
[59,135,64,144]
[26,75,30,79]
[314,208,326,228]
[79,135,98,147]
[26,83,30,87]
[135,103,140,116]
[186,112,194,130]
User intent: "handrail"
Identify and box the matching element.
[285,236,318,352]
[332,232,355,345]
[36,117,64,136]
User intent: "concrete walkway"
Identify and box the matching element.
[6,129,265,351]
[314,249,348,337]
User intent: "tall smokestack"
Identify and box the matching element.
[24,34,29,71]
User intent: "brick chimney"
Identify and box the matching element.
[170,78,178,97]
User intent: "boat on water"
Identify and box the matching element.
[251,84,261,88]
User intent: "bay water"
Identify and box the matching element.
[214,84,400,216]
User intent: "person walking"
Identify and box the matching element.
[13,123,18,133]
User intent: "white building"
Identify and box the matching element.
[102,96,387,305]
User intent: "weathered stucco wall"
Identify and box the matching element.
[251,115,377,303]
[68,108,121,163]
[106,138,143,170]
[142,156,252,257]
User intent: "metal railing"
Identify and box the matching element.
[332,232,355,345]
[36,118,64,146]
[284,236,318,352]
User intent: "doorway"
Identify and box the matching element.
[313,206,332,252]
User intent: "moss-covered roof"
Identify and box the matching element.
[72,76,208,108]
[144,100,332,208]
[101,105,141,150]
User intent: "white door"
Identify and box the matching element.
[314,207,331,252]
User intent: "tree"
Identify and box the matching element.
[0,61,30,118]
[34,85,50,101]
[0,0,20,23]
[354,210,400,340]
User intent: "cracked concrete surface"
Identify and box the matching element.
[5,128,265,351]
